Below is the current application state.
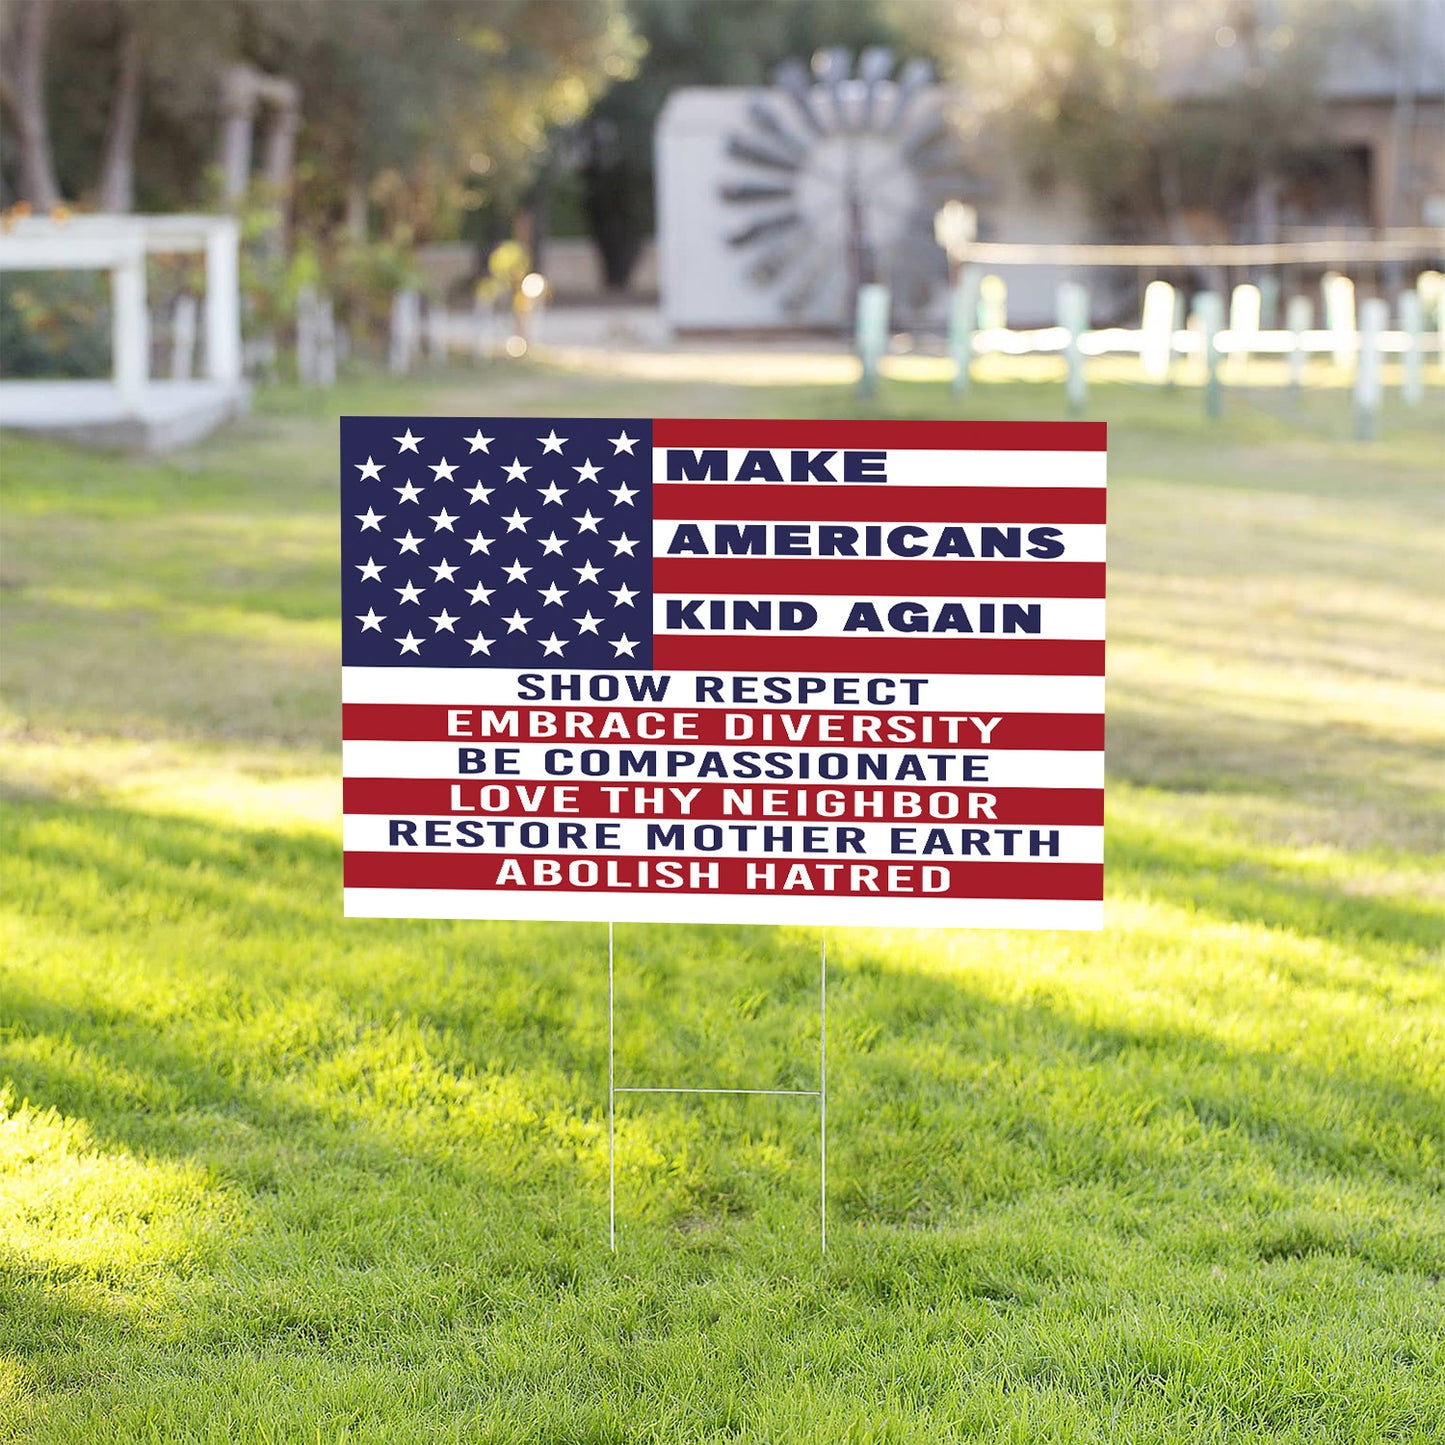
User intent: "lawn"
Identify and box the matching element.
[2,361,1443,1443]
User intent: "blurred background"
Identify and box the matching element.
[1,0,1441,442]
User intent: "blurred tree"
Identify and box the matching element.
[577,0,911,290]
[894,0,1386,241]
[0,0,64,206]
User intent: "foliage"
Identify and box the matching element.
[0,270,109,378]
[1,361,1442,1441]
[900,0,1394,235]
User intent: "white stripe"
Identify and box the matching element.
[343,741,1105,789]
[342,668,1105,713]
[344,816,1104,862]
[652,521,1107,562]
[651,450,1105,488]
[344,888,1103,930]
[653,596,1105,640]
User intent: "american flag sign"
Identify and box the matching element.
[342,417,1105,929]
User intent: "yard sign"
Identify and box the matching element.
[341,418,1105,930]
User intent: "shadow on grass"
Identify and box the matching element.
[3,793,1441,1262]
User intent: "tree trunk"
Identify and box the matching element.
[8,0,62,208]
[96,7,143,213]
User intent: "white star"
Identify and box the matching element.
[356,507,384,531]
[575,610,602,634]
[394,429,422,453]
[394,480,423,503]
[464,430,493,453]
[397,631,423,655]
[538,429,567,454]
[610,533,638,556]
[395,581,423,604]
[430,458,458,482]
[573,561,604,584]
[429,559,459,582]
[430,609,458,633]
[355,456,384,481]
[538,481,568,506]
[356,608,385,631]
[395,530,422,555]
[356,556,385,581]
[537,582,568,606]
[609,481,638,506]
[466,632,494,655]
[503,508,531,532]
[465,581,494,605]
[539,531,567,556]
[574,509,602,534]
[539,632,568,657]
[502,559,533,583]
[503,458,531,482]
[465,482,493,505]
[609,583,639,607]
[611,634,639,657]
[573,459,602,482]
[429,508,458,532]
[503,609,532,633]
[609,430,637,455]
[466,531,494,555]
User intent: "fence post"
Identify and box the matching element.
[295,284,318,385]
[1354,297,1386,440]
[202,218,243,386]
[1056,280,1089,415]
[389,288,420,375]
[1322,271,1356,372]
[1285,294,1313,396]
[1257,274,1280,331]
[855,283,890,399]
[1192,291,1223,419]
[1399,289,1424,407]
[1228,282,1260,376]
[317,295,337,387]
[1141,279,1175,384]
[170,294,198,381]
[948,264,982,396]
[978,273,1007,330]
[111,240,149,406]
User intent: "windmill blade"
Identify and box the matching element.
[720,182,798,206]
[746,98,810,160]
[812,46,852,130]
[726,210,806,248]
[858,46,894,129]
[880,57,935,134]
[725,136,803,174]
[773,58,825,135]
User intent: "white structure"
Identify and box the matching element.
[0,214,248,451]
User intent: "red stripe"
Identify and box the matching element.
[650,420,1107,451]
[343,852,1103,901]
[343,705,1103,748]
[344,780,1105,825]
[653,558,1105,597]
[652,637,1104,674]
[652,485,1105,522]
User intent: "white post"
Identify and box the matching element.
[948,264,981,396]
[111,239,149,406]
[1354,297,1386,440]
[1228,282,1261,376]
[390,288,420,375]
[978,273,1006,330]
[317,296,337,388]
[203,219,243,386]
[1399,290,1423,407]
[1141,279,1175,383]
[1057,280,1089,414]
[1322,271,1356,372]
[1193,291,1224,419]
[855,282,890,398]
[170,294,198,381]
[1286,295,1313,394]
[295,284,317,385]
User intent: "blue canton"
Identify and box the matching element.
[341,417,653,668]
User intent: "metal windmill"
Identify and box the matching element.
[720,48,974,327]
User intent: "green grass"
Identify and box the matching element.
[1,362,1443,1443]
